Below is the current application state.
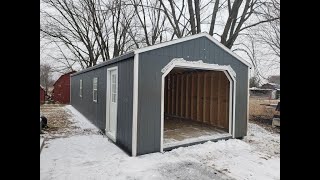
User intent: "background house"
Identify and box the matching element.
[261,83,280,90]
[52,71,76,104]
[40,85,46,104]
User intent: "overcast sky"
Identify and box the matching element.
[40,0,279,82]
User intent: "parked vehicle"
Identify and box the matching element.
[40,113,48,133]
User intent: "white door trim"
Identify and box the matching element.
[160,58,237,152]
[106,66,118,142]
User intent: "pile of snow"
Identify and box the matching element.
[40,138,44,149]
[41,135,279,180]
[244,123,280,157]
[164,133,231,149]
[64,105,97,130]
[41,105,280,180]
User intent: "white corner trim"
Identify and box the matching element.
[222,71,233,136]
[232,80,236,138]
[132,53,139,157]
[160,58,237,152]
[134,32,252,68]
[247,67,250,130]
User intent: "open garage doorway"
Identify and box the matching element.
[161,64,235,150]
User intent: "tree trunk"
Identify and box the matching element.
[209,0,220,36]
[187,0,196,35]
[194,0,201,33]
[220,0,243,46]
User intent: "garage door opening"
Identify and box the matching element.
[163,67,233,150]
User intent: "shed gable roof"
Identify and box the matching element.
[53,71,76,86]
[134,32,252,68]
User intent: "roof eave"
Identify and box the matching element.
[134,32,252,68]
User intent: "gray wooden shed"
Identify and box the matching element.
[70,33,251,156]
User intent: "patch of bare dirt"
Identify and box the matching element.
[40,104,100,140]
[249,97,280,134]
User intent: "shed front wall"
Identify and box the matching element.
[137,37,249,155]
[71,58,134,154]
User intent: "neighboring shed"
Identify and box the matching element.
[70,33,252,156]
[52,71,75,104]
[249,87,278,99]
[40,85,46,104]
[261,83,280,90]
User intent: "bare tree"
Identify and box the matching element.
[187,0,196,34]
[255,0,280,57]
[194,0,201,33]
[41,0,136,69]
[159,0,187,38]
[208,0,220,36]
[40,0,280,79]
[131,0,166,46]
[40,0,104,68]
[161,0,279,49]
[249,76,260,87]
[40,63,55,92]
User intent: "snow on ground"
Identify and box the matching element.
[64,105,97,130]
[243,123,280,158]
[164,133,231,149]
[41,106,280,180]
[40,138,44,149]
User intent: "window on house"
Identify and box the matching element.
[79,79,83,97]
[111,74,117,103]
[93,77,98,102]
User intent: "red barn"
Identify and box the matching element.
[40,85,46,104]
[52,71,76,104]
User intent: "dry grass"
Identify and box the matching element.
[40,104,101,140]
[249,97,280,133]
[249,98,278,119]
[40,104,76,139]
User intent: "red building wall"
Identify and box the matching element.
[40,86,45,104]
[52,72,74,104]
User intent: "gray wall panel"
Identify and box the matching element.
[137,37,249,155]
[71,58,134,154]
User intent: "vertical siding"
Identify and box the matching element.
[53,74,72,104]
[40,87,45,104]
[71,58,134,154]
[137,37,249,155]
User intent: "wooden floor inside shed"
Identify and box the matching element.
[163,116,231,149]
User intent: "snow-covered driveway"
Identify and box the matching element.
[40,105,280,180]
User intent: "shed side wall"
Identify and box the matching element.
[71,58,134,153]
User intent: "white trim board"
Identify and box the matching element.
[160,58,237,152]
[134,32,252,68]
[247,67,250,134]
[132,53,139,156]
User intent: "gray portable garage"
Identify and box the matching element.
[70,33,251,156]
